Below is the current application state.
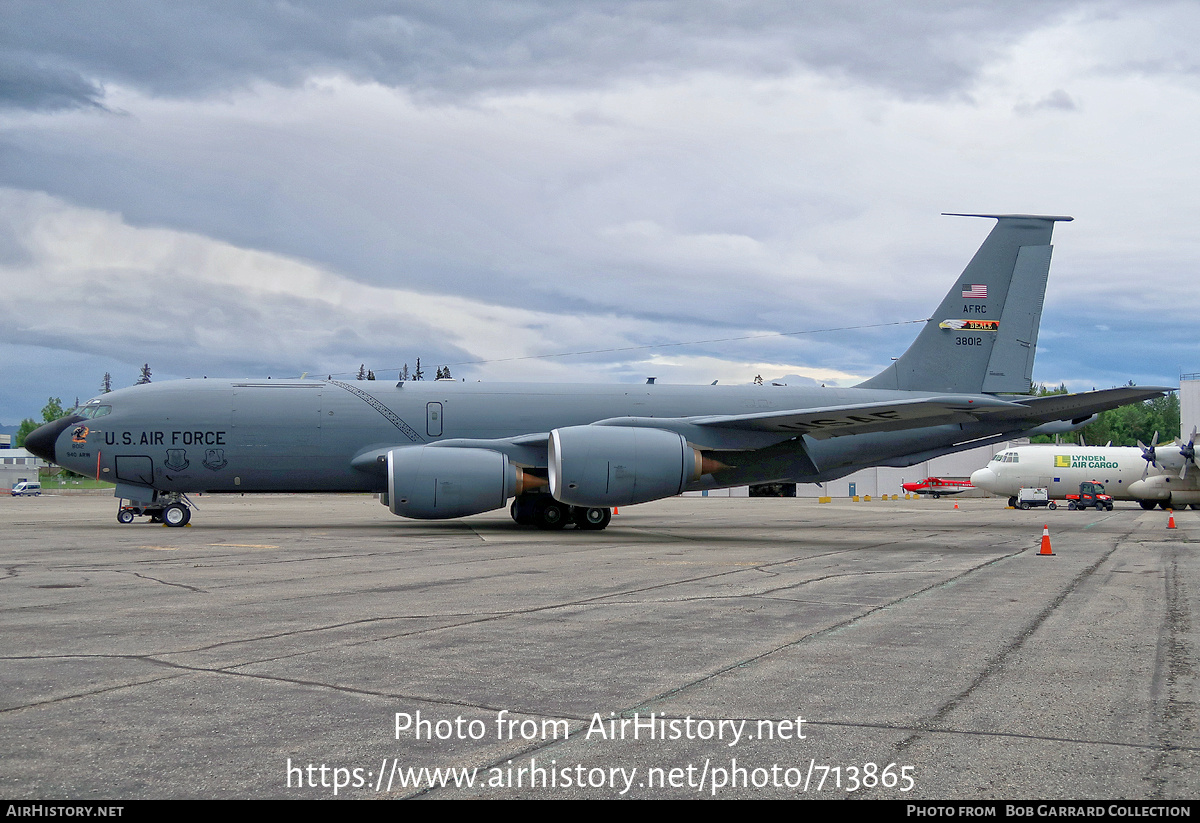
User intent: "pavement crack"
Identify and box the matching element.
[1147,546,1196,798]
[894,529,1129,753]
[123,570,207,592]
[626,546,1028,712]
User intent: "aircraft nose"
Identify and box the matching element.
[970,467,998,491]
[23,416,81,464]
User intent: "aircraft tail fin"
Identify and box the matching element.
[857,213,1072,394]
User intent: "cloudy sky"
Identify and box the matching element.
[2,1,1197,425]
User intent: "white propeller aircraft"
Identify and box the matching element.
[970,431,1197,510]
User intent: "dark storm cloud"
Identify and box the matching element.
[0,56,105,111]
[3,0,1088,111]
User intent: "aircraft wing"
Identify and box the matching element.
[991,386,1174,424]
[688,395,1024,439]
[357,387,1172,472]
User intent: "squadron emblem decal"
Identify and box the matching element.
[71,425,89,444]
[164,449,190,471]
[203,448,228,471]
[939,319,999,331]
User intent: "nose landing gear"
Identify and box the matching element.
[116,492,194,527]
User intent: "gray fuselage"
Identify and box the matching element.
[47,377,1049,496]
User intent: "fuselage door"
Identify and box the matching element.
[114,455,154,486]
[427,402,443,438]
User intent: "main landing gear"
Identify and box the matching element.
[116,493,193,527]
[510,494,612,531]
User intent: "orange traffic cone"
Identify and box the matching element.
[613,506,619,515]
[1038,524,1054,556]
[1168,512,1176,529]
[953,502,959,509]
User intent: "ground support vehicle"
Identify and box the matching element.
[1015,487,1056,510]
[116,496,192,526]
[1066,481,1114,511]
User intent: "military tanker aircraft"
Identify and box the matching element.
[24,214,1168,530]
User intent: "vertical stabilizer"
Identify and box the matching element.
[857,214,1071,394]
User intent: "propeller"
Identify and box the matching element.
[1138,431,1161,479]
[1179,427,1197,479]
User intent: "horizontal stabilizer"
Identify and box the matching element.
[996,386,1174,424]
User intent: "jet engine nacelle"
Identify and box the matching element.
[548,425,708,507]
[387,446,527,519]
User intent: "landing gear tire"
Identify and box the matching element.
[162,503,191,527]
[1160,501,1173,510]
[535,500,569,530]
[1008,496,1018,508]
[1191,504,1200,510]
[571,506,612,530]
[117,509,135,524]
[510,500,529,525]
[511,496,543,526]
[1140,500,1158,510]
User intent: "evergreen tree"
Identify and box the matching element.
[136,364,152,384]
[413,358,424,381]
[366,370,376,380]
[356,364,366,380]
[399,363,410,381]
[101,372,112,393]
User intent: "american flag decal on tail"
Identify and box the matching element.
[961,284,987,299]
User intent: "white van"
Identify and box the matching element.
[11,481,42,496]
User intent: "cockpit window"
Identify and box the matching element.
[77,405,112,419]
